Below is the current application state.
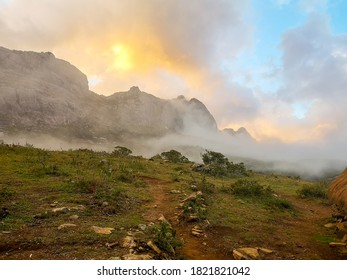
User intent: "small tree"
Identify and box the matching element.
[202,150,229,166]
[112,146,132,157]
[198,150,248,177]
[160,150,189,163]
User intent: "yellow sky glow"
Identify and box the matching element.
[111,44,133,71]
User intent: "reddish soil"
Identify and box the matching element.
[142,178,346,260]
[1,177,346,260]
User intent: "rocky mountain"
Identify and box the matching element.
[0,46,250,146]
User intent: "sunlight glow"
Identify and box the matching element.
[111,44,132,71]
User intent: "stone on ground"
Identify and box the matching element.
[122,254,152,260]
[91,226,114,235]
[58,223,77,230]
[121,236,136,248]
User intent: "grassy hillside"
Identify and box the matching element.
[0,144,344,259]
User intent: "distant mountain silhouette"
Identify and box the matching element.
[0,46,251,143]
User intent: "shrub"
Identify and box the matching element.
[72,178,102,194]
[264,197,293,210]
[160,150,189,163]
[199,176,214,194]
[202,150,229,166]
[153,222,180,255]
[232,180,271,197]
[112,146,132,157]
[230,180,293,210]
[196,150,248,177]
[297,182,328,199]
[182,195,207,221]
[116,164,135,183]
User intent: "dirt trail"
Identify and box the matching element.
[142,177,225,259]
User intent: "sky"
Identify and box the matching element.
[1,0,347,146]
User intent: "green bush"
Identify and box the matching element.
[264,197,293,210]
[202,150,229,166]
[297,182,328,199]
[112,146,132,157]
[160,150,189,163]
[182,195,207,221]
[116,164,135,183]
[232,180,272,197]
[230,180,293,210]
[196,150,248,177]
[153,222,180,255]
[199,176,214,194]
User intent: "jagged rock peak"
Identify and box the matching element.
[223,127,252,139]
[128,86,141,93]
[176,95,187,101]
[237,127,249,135]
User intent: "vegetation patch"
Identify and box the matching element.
[225,179,293,210]
[160,150,189,163]
[193,150,248,177]
[112,146,133,157]
[152,221,181,256]
[198,176,215,194]
[232,180,271,197]
[182,195,207,222]
[0,187,14,201]
[297,181,329,199]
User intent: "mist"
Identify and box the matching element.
[2,119,345,180]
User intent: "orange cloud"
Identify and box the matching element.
[225,119,337,143]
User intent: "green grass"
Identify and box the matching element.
[0,143,336,259]
[297,181,329,199]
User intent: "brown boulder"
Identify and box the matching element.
[328,168,347,213]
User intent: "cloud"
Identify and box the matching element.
[235,13,347,156]
[299,0,328,13]
[275,0,291,7]
[0,0,252,92]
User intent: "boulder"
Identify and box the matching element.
[138,224,147,231]
[232,249,249,260]
[329,169,347,213]
[105,242,118,248]
[122,254,152,260]
[329,242,347,247]
[336,222,347,233]
[181,191,203,203]
[58,223,77,230]
[238,248,260,259]
[257,247,274,255]
[121,236,136,248]
[324,223,336,229]
[70,205,86,211]
[91,226,114,235]
[147,241,161,254]
[69,215,79,221]
[158,214,171,227]
[233,247,273,260]
[51,207,68,213]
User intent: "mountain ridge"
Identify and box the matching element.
[0,46,252,145]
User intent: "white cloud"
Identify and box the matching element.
[299,0,328,13]
[275,0,291,7]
